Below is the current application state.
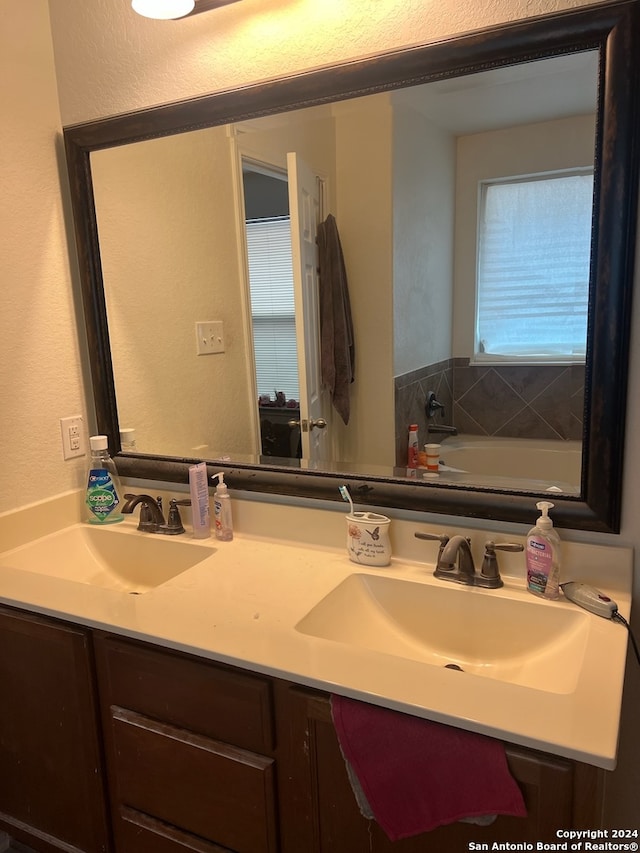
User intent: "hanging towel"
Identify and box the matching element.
[317,214,355,425]
[331,695,527,841]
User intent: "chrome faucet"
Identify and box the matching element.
[425,391,458,437]
[415,532,523,589]
[122,493,191,535]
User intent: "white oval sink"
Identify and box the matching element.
[295,573,590,694]
[0,524,213,594]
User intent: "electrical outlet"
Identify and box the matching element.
[195,321,225,355]
[60,415,85,460]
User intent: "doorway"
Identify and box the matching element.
[242,162,302,459]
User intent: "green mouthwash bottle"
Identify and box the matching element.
[85,435,124,524]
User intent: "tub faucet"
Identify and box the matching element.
[425,391,445,419]
[428,423,458,436]
[425,391,458,437]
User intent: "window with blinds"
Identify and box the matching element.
[245,216,300,401]
[475,170,593,361]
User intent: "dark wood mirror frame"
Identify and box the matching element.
[64,1,639,533]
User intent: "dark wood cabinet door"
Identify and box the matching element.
[95,634,279,853]
[109,707,277,852]
[281,687,602,852]
[0,605,110,853]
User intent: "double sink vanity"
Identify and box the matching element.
[0,488,632,852]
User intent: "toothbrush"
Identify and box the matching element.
[339,485,354,515]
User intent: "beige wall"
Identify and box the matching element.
[333,96,395,466]
[2,0,639,824]
[91,127,257,457]
[49,0,595,129]
[0,1,90,508]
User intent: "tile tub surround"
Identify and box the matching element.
[394,359,453,465]
[395,358,584,464]
[0,489,632,770]
[453,360,585,441]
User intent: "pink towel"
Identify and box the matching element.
[331,695,527,841]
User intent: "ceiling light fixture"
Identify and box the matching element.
[132,0,241,19]
[131,0,196,19]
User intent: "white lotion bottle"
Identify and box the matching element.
[189,462,211,539]
[212,472,233,541]
[526,501,561,599]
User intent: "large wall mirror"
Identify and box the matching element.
[64,1,639,533]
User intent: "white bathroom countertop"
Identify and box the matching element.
[0,489,633,770]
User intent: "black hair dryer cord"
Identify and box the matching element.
[613,613,640,666]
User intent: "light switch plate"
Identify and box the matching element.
[195,321,225,355]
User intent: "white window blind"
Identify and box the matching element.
[476,171,593,360]
[245,217,300,401]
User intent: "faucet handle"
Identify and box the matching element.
[160,498,191,535]
[425,391,446,419]
[490,541,525,553]
[414,532,449,544]
[480,540,524,588]
[414,531,450,563]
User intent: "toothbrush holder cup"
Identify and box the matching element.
[346,512,392,566]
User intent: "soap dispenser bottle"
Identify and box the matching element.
[526,501,561,599]
[212,472,233,541]
[85,435,124,525]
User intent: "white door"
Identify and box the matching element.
[287,151,330,466]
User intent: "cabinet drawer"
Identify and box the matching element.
[117,805,231,852]
[111,707,277,853]
[97,634,274,752]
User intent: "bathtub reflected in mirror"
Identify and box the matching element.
[423,436,582,494]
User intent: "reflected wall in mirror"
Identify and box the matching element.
[64,1,639,532]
